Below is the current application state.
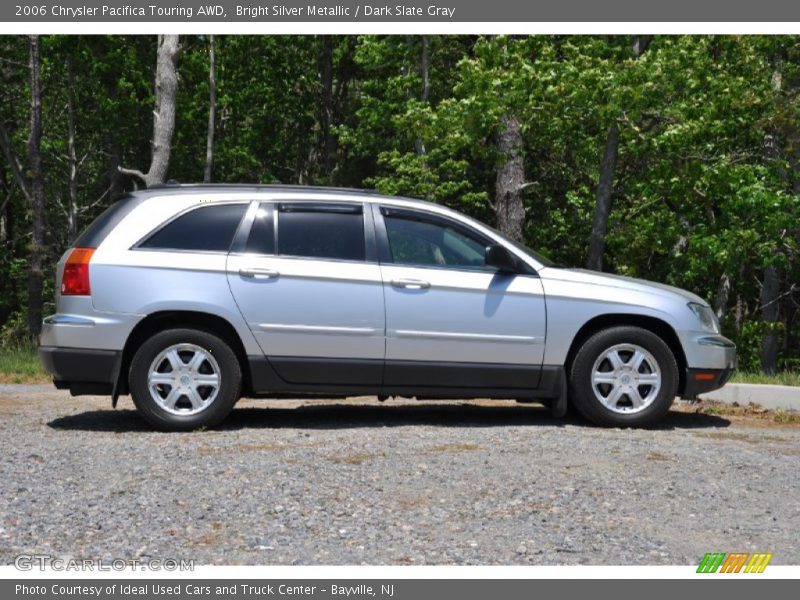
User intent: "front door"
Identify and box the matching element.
[375,205,547,392]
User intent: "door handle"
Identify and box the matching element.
[239,267,280,279]
[391,278,430,290]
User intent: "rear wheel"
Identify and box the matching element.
[129,328,241,431]
[569,326,678,427]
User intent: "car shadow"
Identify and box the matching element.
[47,401,731,433]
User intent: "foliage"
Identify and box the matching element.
[730,370,800,387]
[0,343,48,383]
[0,34,799,372]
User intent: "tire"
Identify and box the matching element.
[569,326,678,427]
[129,328,242,431]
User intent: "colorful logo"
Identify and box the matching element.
[697,552,773,573]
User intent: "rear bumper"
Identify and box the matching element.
[39,304,141,351]
[38,346,120,396]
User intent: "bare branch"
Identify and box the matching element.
[757,283,798,312]
[0,188,12,215]
[117,165,147,183]
[53,193,68,217]
[618,111,647,141]
[78,147,93,168]
[79,184,112,213]
[0,119,31,201]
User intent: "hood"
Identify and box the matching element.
[539,267,708,306]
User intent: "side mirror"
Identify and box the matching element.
[485,244,519,273]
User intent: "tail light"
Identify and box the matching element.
[61,248,95,295]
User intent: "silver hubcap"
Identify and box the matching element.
[591,343,661,414]
[147,343,221,416]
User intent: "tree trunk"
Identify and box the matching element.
[783,287,797,363]
[415,36,430,156]
[203,35,216,183]
[1,191,11,246]
[734,294,743,333]
[713,272,731,320]
[758,55,784,374]
[107,144,125,199]
[632,35,653,57]
[147,35,179,186]
[0,170,12,245]
[66,54,78,241]
[318,35,335,174]
[27,35,46,340]
[586,123,620,271]
[760,265,780,374]
[119,35,180,187]
[493,114,525,242]
[585,37,650,272]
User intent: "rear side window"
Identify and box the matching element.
[276,204,365,261]
[139,203,247,252]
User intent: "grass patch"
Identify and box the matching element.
[428,443,482,453]
[646,451,672,461]
[677,399,800,426]
[0,345,48,384]
[730,371,800,387]
[198,441,312,455]
[772,410,800,425]
[692,431,788,445]
[328,452,384,465]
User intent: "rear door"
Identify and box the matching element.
[375,205,547,392]
[226,200,385,387]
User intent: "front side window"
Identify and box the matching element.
[139,203,247,252]
[276,204,365,261]
[382,210,491,270]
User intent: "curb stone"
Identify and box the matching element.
[699,383,800,411]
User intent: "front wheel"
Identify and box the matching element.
[569,326,678,427]
[129,328,241,431]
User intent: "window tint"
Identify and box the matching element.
[245,204,275,255]
[140,203,247,252]
[277,205,365,261]
[384,213,490,270]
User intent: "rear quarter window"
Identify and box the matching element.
[73,195,145,248]
[138,203,248,252]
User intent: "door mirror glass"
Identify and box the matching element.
[485,244,519,273]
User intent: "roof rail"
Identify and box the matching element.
[136,182,384,196]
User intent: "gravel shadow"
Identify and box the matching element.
[47,402,731,432]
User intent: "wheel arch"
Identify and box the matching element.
[564,314,687,395]
[115,310,252,398]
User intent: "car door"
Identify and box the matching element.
[374,205,547,392]
[227,200,385,387]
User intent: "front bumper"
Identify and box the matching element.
[679,334,737,399]
[682,367,736,400]
[38,346,121,396]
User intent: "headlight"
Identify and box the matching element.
[688,302,720,333]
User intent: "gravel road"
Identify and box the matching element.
[1,386,799,565]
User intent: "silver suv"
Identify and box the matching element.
[39,184,736,430]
